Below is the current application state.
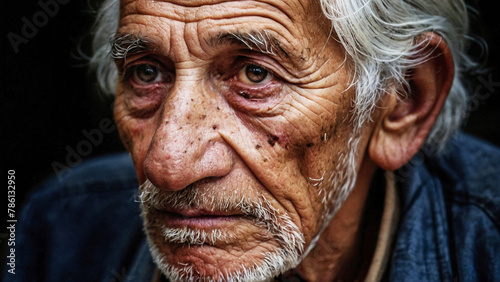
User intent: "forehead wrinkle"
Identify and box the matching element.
[121,0,298,30]
[123,0,304,21]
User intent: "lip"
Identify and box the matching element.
[155,208,245,229]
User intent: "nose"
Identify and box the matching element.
[143,81,233,191]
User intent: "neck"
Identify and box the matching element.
[295,156,382,281]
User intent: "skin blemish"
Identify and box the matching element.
[201,115,207,120]
[268,139,275,146]
[212,125,218,130]
[256,144,261,149]
[217,106,220,110]
[263,158,268,162]
[267,134,279,147]
[306,143,314,147]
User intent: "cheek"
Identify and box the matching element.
[261,92,355,235]
[114,94,157,182]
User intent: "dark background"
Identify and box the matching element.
[1,0,500,271]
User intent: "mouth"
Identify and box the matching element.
[155,208,246,229]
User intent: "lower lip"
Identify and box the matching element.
[160,211,244,229]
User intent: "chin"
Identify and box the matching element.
[138,179,306,281]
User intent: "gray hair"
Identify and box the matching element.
[90,0,477,152]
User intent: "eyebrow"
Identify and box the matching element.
[210,30,291,59]
[110,30,292,61]
[110,34,150,60]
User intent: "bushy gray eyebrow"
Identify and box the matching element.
[211,30,291,59]
[110,34,150,61]
[110,30,291,61]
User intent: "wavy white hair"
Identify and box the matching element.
[89,0,476,151]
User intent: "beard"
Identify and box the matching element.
[139,180,305,281]
[138,135,360,281]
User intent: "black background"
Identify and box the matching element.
[1,0,500,271]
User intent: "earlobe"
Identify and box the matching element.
[369,33,455,171]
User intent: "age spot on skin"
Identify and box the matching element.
[267,134,279,146]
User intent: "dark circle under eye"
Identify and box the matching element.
[245,65,268,83]
[135,64,159,83]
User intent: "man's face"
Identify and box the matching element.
[114,0,371,279]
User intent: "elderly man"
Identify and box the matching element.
[8,0,500,281]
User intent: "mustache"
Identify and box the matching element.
[138,179,305,251]
[139,179,265,216]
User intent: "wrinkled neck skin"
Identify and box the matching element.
[296,155,379,281]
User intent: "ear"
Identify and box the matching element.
[368,33,454,171]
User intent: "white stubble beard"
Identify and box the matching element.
[139,182,305,281]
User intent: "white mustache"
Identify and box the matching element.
[138,179,305,251]
[140,180,266,217]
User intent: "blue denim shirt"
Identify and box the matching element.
[5,133,500,281]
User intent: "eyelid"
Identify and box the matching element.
[222,56,282,83]
[123,57,163,73]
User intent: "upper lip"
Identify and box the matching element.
[156,208,243,218]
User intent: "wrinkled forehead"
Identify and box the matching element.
[116,0,339,65]
[119,0,315,19]
[117,0,325,35]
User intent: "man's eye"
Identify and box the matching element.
[129,64,162,85]
[238,64,273,85]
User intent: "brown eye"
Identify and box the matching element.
[246,65,268,82]
[238,64,273,85]
[134,64,159,83]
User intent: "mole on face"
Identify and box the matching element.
[267,134,279,146]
